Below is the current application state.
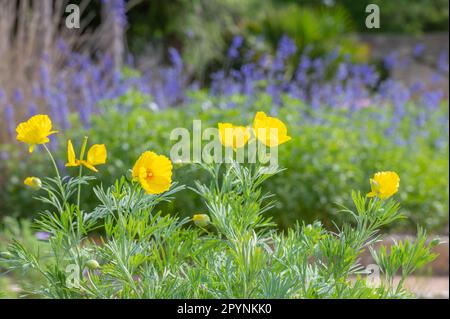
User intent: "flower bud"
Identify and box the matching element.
[24,177,42,190]
[192,214,210,228]
[86,259,100,270]
[126,169,133,182]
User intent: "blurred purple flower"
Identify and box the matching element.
[56,38,69,54]
[108,0,127,28]
[39,64,51,85]
[227,35,244,59]
[0,151,9,161]
[0,89,6,104]
[422,90,443,110]
[383,53,397,70]
[437,51,449,74]
[277,36,297,60]
[410,81,425,93]
[168,47,183,70]
[35,232,50,241]
[13,89,24,105]
[336,63,348,81]
[4,104,15,135]
[413,43,425,58]
[273,36,297,71]
[28,102,38,116]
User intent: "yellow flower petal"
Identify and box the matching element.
[80,160,98,172]
[24,177,42,190]
[252,111,291,147]
[65,140,106,172]
[132,151,173,194]
[24,177,33,187]
[139,175,172,194]
[66,140,80,167]
[367,171,400,199]
[16,115,57,152]
[218,123,250,150]
[86,144,107,166]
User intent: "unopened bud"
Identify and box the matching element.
[192,214,210,228]
[86,259,100,270]
[24,177,42,190]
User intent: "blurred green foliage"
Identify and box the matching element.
[126,0,448,76]
[127,0,367,78]
[1,90,448,232]
[332,0,449,34]
[248,3,366,59]
[0,217,46,298]
[128,0,259,75]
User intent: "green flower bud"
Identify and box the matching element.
[86,259,100,270]
[126,169,133,182]
[192,214,210,228]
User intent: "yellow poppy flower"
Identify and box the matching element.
[218,123,251,150]
[367,171,400,199]
[16,114,58,153]
[65,139,107,172]
[24,177,42,190]
[252,111,291,147]
[132,151,172,195]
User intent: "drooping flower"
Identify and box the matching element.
[16,114,58,153]
[218,123,251,150]
[24,177,42,190]
[367,171,400,199]
[132,151,172,195]
[252,111,291,147]
[65,139,107,172]
[192,214,211,227]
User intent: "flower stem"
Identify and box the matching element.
[43,144,61,180]
[43,144,66,206]
[77,136,89,208]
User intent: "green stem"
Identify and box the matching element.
[395,274,407,295]
[43,144,66,206]
[199,226,211,234]
[44,144,85,288]
[77,136,89,208]
[77,165,83,207]
[43,144,61,180]
[126,182,136,213]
